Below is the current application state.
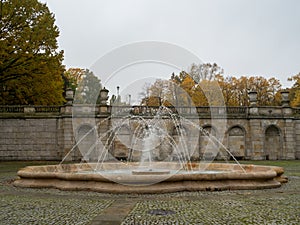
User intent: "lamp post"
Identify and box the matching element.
[128,94,131,105]
[117,86,120,96]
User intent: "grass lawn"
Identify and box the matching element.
[239,160,300,176]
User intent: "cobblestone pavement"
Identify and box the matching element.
[0,162,299,225]
[122,178,300,224]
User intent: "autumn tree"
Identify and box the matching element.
[140,62,284,107]
[141,63,225,107]
[288,73,300,107]
[266,77,282,106]
[215,75,282,106]
[216,75,238,106]
[169,64,225,106]
[0,0,64,105]
[140,80,170,106]
[63,68,85,92]
[189,63,224,83]
[170,72,196,106]
[245,76,281,106]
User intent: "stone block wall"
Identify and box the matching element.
[0,104,300,161]
[0,118,61,160]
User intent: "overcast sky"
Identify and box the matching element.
[40,0,300,99]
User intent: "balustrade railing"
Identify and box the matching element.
[0,106,24,113]
[226,107,247,114]
[0,105,298,117]
[110,106,248,116]
[34,106,61,113]
[0,105,61,113]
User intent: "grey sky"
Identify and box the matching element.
[40,0,300,92]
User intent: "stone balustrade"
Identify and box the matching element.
[0,105,298,119]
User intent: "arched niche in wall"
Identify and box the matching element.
[76,124,97,161]
[228,126,246,160]
[199,125,218,160]
[264,125,282,160]
[171,125,190,161]
[113,125,132,161]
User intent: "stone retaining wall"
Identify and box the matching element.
[0,104,300,161]
[0,118,61,160]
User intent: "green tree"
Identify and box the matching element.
[0,0,64,105]
[74,69,102,104]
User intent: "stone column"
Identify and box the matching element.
[59,88,75,161]
[281,90,292,116]
[61,116,75,161]
[248,90,264,159]
[249,119,265,160]
[280,91,294,159]
[284,119,296,159]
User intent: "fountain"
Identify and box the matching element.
[14,107,287,193]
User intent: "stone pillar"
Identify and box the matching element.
[248,91,258,115]
[281,90,290,107]
[100,87,109,105]
[62,88,74,114]
[61,117,75,161]
[249,119,264,160]
[284,119,296,159]
[281,90,292,116]
[248,91,265,160]
[65,88,74,106]
[249,91,257,107]
[99,87,109,114]
[60,88,75,161]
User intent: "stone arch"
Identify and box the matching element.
[264,125,282,160]
[113,125,132,161]
[201,125,217,137]
[171,125,190,161]
[172,124,200,161]
[199,125,219,160]
[227,125,246,160]
[76,124,97,161]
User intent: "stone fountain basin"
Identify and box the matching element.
[14,162,287,194]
